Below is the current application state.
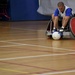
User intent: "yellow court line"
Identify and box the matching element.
[0,68,28,74]
[0,68,36,75]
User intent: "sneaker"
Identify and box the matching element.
[52,29,57,33]
[59,28,64,32]
[46,31,51,36]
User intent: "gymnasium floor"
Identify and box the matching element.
[0,21,75,75]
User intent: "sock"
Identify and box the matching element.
[61,26,64,29]
[53,27,56,29]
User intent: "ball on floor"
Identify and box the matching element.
[52,31,61,40]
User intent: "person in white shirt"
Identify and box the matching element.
[52,2,73,32]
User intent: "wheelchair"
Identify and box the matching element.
[46,15,75,39]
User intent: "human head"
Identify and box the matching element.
[57,2,65,12]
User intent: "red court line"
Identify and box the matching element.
[20,48,63,53]
[17,70,54,75]
[0,61,75,75]
[17,67,75,75]
[1,61,75,75]
[0,61,56,71]
[0,47,69,54]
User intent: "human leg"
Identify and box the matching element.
[59,16,70,32]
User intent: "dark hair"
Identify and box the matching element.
[57,2,64,6]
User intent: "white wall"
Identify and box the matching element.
[37,0,75,15]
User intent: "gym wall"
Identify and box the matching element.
[9,0,50,21]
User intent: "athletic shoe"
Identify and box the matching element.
[52,29,57,33]
[59,28,64,32]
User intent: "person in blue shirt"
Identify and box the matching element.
[52,2,73,32]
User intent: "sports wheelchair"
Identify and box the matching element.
[46,15,75,39]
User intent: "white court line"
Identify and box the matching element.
[4,27,36,31]
[5,27,45,31]
[1,27,46,31]
[36,69,75,75]
[0,27,74,51]
[0,52,75,61]
[0,38,45,42]
[0,41,75,52]
[0,37,75,52]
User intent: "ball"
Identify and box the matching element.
[52,31,61,40]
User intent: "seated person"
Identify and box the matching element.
[52,1,73,32]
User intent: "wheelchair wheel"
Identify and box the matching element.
[70,32,75,39]
[46,19,53,38]
[70,17,75,38]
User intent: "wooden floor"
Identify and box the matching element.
[0,21,75,75]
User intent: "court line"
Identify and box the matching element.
[0,38,45,42]
[1,61,75,74]
[12,27,46,31]
[0,52,75,61]
[1,25,75,75]
[0,67,56,75]
[0,68,75,75]
[36,69,75,75]
[0,61,55,71]
[5,27,45,31]
[0,41,75,52]
[0,67,55,75]
[0,67,50,75]
[0,68,28,74]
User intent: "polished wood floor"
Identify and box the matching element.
[0,21,75,75]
